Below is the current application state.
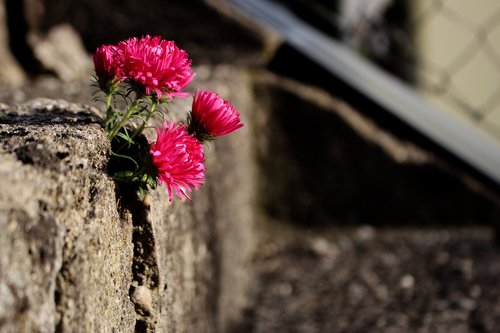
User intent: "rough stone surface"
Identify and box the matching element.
[28,24,93,82]
[0,0,26,85]
[0,100,135,333]
[0,65,257,333]
[37,0,279,66]
[0,77,93,106]
[188,65,258,332]
[128,65,257,333]
[1,0,274,85]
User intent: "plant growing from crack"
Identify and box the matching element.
[92,35,243,200]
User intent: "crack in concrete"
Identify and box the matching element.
[120,187,160,333]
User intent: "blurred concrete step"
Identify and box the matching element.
[234,225,500,333]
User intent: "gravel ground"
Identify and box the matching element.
[234,224,500,333]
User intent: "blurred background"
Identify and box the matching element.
[270,0,500,141]
[2,0,500,332]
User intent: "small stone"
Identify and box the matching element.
[309,237,338,259]
[356,225,375,241]
[459,298,476,311]
[470,285,481,298]
[131,285,153,314]
[436,251,450,265]
[275,282,292,296]
[400,274,415,289]
[143,195,151,210]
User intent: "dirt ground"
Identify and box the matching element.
[234,222,500,333]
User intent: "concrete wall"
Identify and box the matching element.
[0,65,257,333]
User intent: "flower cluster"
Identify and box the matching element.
[92,35,243,201]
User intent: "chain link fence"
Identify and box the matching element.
[336,0,500,140]
[226,0,500,183]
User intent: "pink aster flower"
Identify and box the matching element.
[188,90,243,141]
[118,35,195,99]
[92,44,122,92]
[150,122,205,201]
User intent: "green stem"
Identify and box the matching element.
[104,93,113,131]
[108,98,140,141]
[110,150,139,169]
[132,100,157,140]
[115,100,158,152]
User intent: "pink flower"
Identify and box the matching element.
[118,35,195,99]
[150,122,205,201]
[188,90,243,141]
[92,44,122,92]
